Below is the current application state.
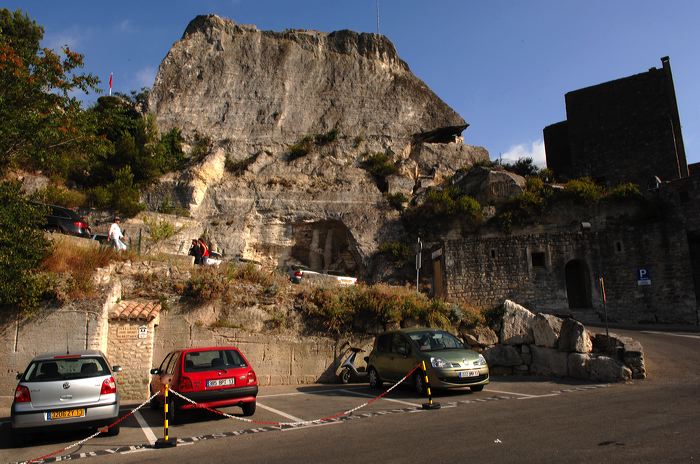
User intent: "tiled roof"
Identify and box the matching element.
[110,300,161,322]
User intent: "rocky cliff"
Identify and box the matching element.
[147,15,488,277]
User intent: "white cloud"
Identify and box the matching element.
[134,67,156,89]
[116,19,133,33]
[499,139,547,168]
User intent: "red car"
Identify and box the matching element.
[149,346,258,423]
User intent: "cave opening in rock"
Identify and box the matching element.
[290,220,360,275]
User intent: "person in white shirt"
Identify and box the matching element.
[108,217,127,251]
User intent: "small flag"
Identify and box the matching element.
[109,73,113,95]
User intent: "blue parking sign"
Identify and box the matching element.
[637,268,651,286]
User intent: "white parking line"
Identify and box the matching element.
[517,393,560,400]
[256,402,305,422]
[641,331,700,339]
[483,388,537,397]
[258,386,367,399]
[281,421,344,432]
[133,410,157,445]
[337,389,421,407]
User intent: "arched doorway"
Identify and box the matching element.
[565,259,592,309]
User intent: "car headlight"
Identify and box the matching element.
[473,354,487,367]
[430,357,450,368]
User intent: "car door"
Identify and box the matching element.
[151,352,175,397]
[388,333,416,381]
[371,334,393,381]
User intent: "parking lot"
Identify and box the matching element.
[0,377,615,464]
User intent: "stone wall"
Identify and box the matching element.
[544,57,688,187]
[107,318,159,401]
[442,221,698,324]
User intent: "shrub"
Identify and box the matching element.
[30,185,87,208]
[405,187,482,225]
[225,153,258,175]
[314,128,339,145]
[143,216,179,246]
[378,241,413,264]
[501,157,540,177]
[0,182,51,313]
[564,177,604,204]
[288,136,314,161]
[608,182,642,199]
[360,152,399,178]
[386,192,408,211]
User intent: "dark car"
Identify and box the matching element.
[35,203,91,237]
[149,346,258,423]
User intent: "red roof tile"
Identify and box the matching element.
[110,300,161,322]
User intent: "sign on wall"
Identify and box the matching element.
[637,268,651,286]
[138,325,148,339]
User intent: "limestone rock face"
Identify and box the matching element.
[589,356,632,382]
[483,344,522,367]
[530,345,568,377]
[453,166,526,205]
[532,313,563,348]
[146,15,488,273]
[461,326,499,348]
[500,300,535,345]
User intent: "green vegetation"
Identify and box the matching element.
[30,185,87,208]
[403,186,482,229]
[143,216,180,245]
[500,157,540,177]
[225,153,259,175]
[287,129,340,161]
[378,241,413,264]
[360,152,399,178]
[0,182,51,313]
[386,192,408,211]
[296,284,482,335]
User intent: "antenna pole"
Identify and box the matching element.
[376,0,380,34]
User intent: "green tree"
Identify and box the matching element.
[0,9,103,176]
[0,181,50,313]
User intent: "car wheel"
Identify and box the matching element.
[241,401,256,417]
[340,368,352,384]
[368,367,382,389]
[470,385,485,392]
[414,373,427,397]
[104,423,120,436]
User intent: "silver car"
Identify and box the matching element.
[11,350,122,437]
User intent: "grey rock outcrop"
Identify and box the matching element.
[452,166,526,205]
[146,15,489,272]
[531,345,568,377]
[462,326,498,348]
[558,318,593,353]
[532,313,563,348]
[483,345,522,367]
[500,300,535,345]
[589,356,632,382]
[568,352,590,379]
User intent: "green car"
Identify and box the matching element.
[366,328,489,395]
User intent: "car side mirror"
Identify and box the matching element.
[397,346,408,357]
[150,368,161,375]
[112,365,122,373]
[16,372,22,380]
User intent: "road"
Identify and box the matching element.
[2,329,698,464]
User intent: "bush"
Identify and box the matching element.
[386,192,408,211]
[360,152,399,178]
[30,185,87,208]
[0,182,51,313]
[288,136,314,161]
[564,177,604,204]
[378,241,413,264]
[501,157,540,177]
[404,187,482,226]
[143,216,179,245]
[225,153,259,175]
[608,182,642,199]
[314,128,339,145]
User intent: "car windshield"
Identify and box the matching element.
[408,331,465,352]
[184,349,247,372]
[24,357,109,382]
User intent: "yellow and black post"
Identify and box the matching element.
[421,360,441,410]
[154,383,177,448]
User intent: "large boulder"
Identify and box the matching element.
[483,345,522,367]
[532,313,563,348]
[500,300,535,345]
[593,333,646,379]
[568,353,591,379]
[461,326,498,348]
[589,356,632,382]
[452,166,526,205]
[530,346,569,377]
[558,318,593,353]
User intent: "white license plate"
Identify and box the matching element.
[459,370,479,378]
[207,378,235,388]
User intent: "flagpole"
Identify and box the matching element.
[109,72,113,96]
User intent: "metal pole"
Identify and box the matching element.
[154,383,177,448]
[421,360,440,410]
[416,237,422,293]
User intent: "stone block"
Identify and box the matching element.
[500,300,535,345]
[532,313,563,348]
[558,319,592,353]
[531,345,568,377]
[588,355,632,382]
[568,353,591,379]
[461,326,498,348]
[483,345,522,367]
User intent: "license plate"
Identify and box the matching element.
[207,378,235,388]
[47,409,85,421]
[459,370,479,378]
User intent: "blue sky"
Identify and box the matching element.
[5,0,700,166]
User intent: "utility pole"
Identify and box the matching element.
[376,0,381,35]
[416,237,422,293]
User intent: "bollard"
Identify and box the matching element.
[420,360,441,410]
[154,383,177,448]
